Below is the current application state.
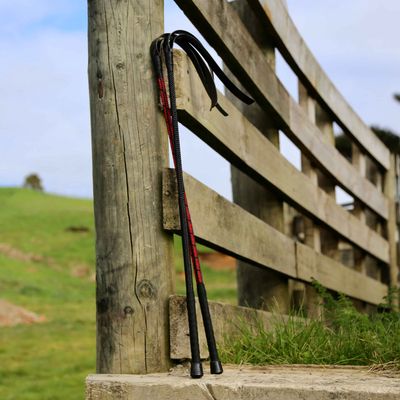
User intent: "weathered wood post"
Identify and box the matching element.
[88,0,174,374]
[298,82,323,317]
[385,154,399,306]
[229,0,290,314]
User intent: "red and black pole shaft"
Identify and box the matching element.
[152,37,205,378]
[157,51,222,376]
[164,43,204,379]
[151,31,253,378]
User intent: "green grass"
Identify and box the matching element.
[0,187,95,269]
[0,187,236,399]
[173,236,237,304]
[0,188,96,400]
[0,255,95,400]
[221,282,400,368]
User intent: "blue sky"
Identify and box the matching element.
[0,1,399,199]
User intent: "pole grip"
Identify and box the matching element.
[197,283,223,374]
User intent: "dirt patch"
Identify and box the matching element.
[65,225,90,233]
[0,242,94,281]
[0,299,46,327]
[176,252,236,281]
[0,242,45,263]
[71,264,96,281]
[198,252,236,270]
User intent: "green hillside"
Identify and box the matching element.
[0,188,236,399]
[0,188,96,400]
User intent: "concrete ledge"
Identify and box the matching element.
[86,365,400,399]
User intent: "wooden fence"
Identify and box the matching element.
[88,0,399,374]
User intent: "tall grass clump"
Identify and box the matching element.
[221,282,400,368]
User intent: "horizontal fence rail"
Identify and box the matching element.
[163,169,388,305]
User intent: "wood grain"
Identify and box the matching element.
[88,0,174,374]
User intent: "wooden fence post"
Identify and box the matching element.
[351,144,368,277]
[298,83,323,317]
[228,0,290,314]
[88,0,174,374]
[384,154,399,302]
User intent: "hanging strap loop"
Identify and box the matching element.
[151,30,253,116]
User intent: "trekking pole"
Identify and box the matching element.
[152,36,203,378]
[151,31,253,378]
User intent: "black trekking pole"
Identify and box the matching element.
[152,35,203,378]
[151,31,253,379]
[164,38,204,379]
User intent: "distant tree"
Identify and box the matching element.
[335,93,400,157]
[371,126,400,153]
[23,173,44,192]
[335,134,352,160]
[335,126,400,158]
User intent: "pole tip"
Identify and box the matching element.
[190,361,203,379]
[210,360,223,375]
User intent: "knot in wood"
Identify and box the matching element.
[97,298,109,314]
[123,306,134,316]
[137,279,157,301]
[107,285,117,295]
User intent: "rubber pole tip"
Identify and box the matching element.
[210,360,223,375]
[190,361,203,379]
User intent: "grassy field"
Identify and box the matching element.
[0,187,236,399]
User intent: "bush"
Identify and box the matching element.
[23,173,44,191]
